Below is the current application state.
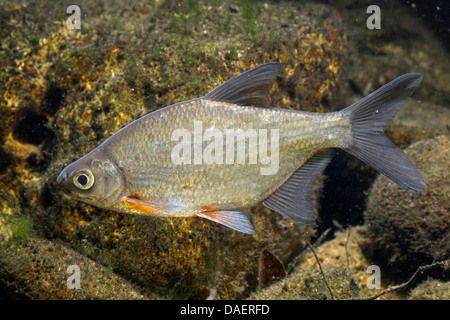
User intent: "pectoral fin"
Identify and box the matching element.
[196,209,254,234]
[121,194,185,215]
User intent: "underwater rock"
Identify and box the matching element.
[0,237,153,299]
[264,226,400,300]
[364,135,450,275]
[387,100,450,148]
[315,0,450,236]
[408,279,450,300]
[248,225,450,300]
[0,0,347,299]
[289,227,372,294]
[248,266,359,300]
[329,0,450,107]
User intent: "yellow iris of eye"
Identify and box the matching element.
[73,170,95,190]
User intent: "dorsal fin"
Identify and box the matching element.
[263,149,334,224]
[203,63,281,106]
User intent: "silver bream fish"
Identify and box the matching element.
[56,63,426,234]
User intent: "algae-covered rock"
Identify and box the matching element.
[408,279,450,300]
[0,237,153,299]
[248,266,359,300]
[290,227,372,294]
[0,0,347,299]
[387,100,450,148]
[329,0,450,107]
[249,226,395,300]
[249,225,450,300]
[364,135,450,275]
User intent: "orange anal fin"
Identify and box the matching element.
[196,209,254,234]
[122,195,184,215]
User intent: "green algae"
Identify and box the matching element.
[0,192,33,242]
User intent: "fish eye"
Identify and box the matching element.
[73,169,95,190]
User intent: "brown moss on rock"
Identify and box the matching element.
[0,237,154,299]
[329,0,450,107]
[364,135,450,275]
[408,279,450,300]
[248,266,359,300]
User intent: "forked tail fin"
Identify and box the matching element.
[342,73,426,193]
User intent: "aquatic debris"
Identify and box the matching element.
[258,248,286,288]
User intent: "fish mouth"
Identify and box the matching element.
[56,170,70,191]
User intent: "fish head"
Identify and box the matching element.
[56,149,125,208]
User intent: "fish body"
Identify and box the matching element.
[57,63,426,234]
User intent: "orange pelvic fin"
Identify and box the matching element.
[196,208,254,234]
[121,194,184,215]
